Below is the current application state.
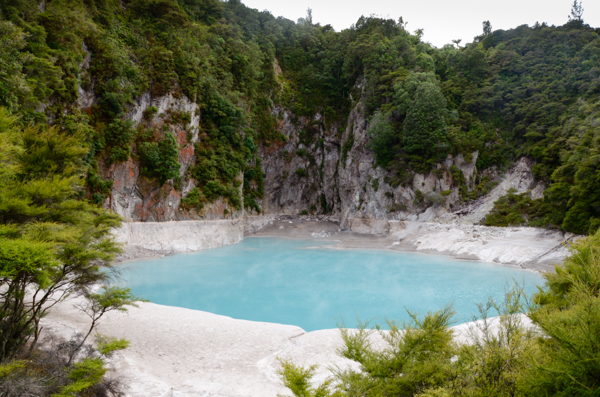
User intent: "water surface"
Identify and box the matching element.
[120,237,543,331]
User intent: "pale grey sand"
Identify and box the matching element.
[43,295,529,397]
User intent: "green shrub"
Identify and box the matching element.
[414,189,424,205]
[524,230,600,395]
[424,191,445,206]
[372,178,379,192]
[484,189,547,227]
[104,119,135,163]
[366,111,396,168]
[448,165,465,187]
[181,187,206,212]
[467,177,498,200]
[295,168,308,178]
[138,131,180,184]
[142,106,158,121]
[341,131,355,166]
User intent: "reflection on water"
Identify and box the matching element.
[120,237,543,331]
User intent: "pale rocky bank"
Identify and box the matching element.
[115,214,571,272]
[43,295,533,397]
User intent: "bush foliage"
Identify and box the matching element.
[0,108,139,395]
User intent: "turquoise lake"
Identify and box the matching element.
[120,237,544,331]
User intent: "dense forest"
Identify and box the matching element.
[0,0,599,233]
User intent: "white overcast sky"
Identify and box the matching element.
[241,0,600,48]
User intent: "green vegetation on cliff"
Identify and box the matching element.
[0,0,599,231]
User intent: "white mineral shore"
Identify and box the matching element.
[42,296,527,397]
[249,217,573,272]
[113,217,572,271]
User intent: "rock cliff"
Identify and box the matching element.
[91,92,243,222]
[259,80,542,233]
[89,76,542,233]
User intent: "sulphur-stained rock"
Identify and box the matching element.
[176,136,195,178]
[107,157,141,220]
[135,175,158,200]
[139,184,182,222]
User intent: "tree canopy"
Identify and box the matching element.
[0,0,599,234]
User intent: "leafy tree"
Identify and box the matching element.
[366,111,397,167]
[68,287,144,365]
[0,21,30,111]
[139,131,181,184]
[0,108,123,360]
[482,20,492,36]
[104,119,135,163]
[569,0,584,22]
[394,72,450,161]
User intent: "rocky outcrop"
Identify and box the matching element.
[90,76,542,235]
[114,219,244,255]
[101,92,243,222]
[454,157,544,225]
[260,80,483,232]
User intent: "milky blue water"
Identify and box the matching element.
[119,237,544,331]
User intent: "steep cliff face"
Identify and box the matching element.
[260,109,343,217]
[259,81,485,232]
[93,79,538,230]
[97,92,243,222]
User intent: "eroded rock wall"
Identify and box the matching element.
[91,81,540,234]
[114,219,244,254]
[259,81,484,233]
[98,92,243,222]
